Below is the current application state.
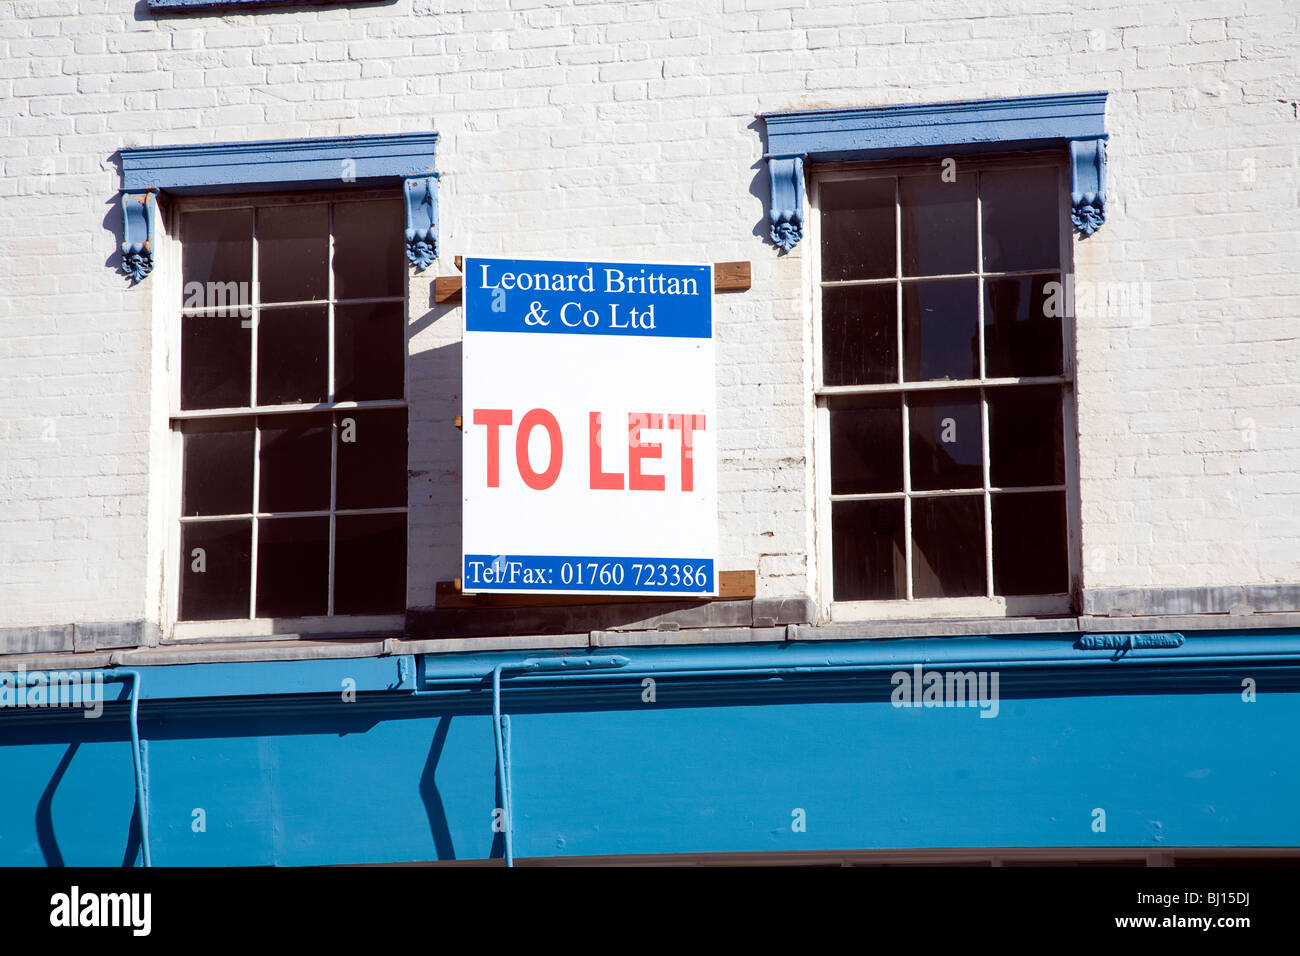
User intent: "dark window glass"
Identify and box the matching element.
[829,396,903,495]
[821,284,897,386]
[903,278,978,381]
[181,312,251,410]
[257,204,328,304]
[900,173,977,277]
[182,419,253,516]
[256,516,329,617]
[257,305,328,406]
[333,199,404,299]
[334,514,406,614]
[981,167,1060,273]
[335,301,405,402]
[180,519,251,620]
[988,385,1064,488]
[912,495,985,598]
[181,209,252,306]
[259,413,331,513]
[832,499,905,601]
[820,178,895,281]
[336,408,407,510]
[992,491,1068,595]
[984,274,1063,377]
[908,390,982,491]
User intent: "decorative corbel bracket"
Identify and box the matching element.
[120,189,157,283]
[404,175,439,271]
[766,156,805,253]
[1069,138,1108,238]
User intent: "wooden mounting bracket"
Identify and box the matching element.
[435,260,751,304]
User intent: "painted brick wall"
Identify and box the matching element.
[0,0,1296,629]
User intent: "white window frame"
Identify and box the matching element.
[810,152,1082,623]
[160,187,410,641]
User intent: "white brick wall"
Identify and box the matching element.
[0,0,1297,628]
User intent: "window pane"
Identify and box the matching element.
[819,178,895,281]
[992,491,1068,595]
[988,385,1064,488]
[832,499,905,601]
[981,167,1060,273]
[182,419,253,516]
[180,519,251,620]
[334,513,406,614]
[909,390,982,491]
[903,278,978,381]
[257,203,328,304]
[821,284,897,386]
[829,395,902,495]
[257,305,328,406]
[904,277,977,382]
[336,408,407,510]
[333,198,404,299]
[912,495,985,598]
[984,274,1063,377]
[259,413,331,513]
[181,209,252,307]
[256,516,329,617]
[335,301,405,402]
[900,173,977,277]
[181,311,251,410]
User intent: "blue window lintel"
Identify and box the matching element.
[760,91,1109,250]
[116,132,439,282]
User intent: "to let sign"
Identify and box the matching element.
[462,256,717,596]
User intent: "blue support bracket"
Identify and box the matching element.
[404,176,439,272]
[1069,138,1108,237]
[120,189,157,283]
[766,156,804,253]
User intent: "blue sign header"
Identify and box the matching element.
[464,257,712,339]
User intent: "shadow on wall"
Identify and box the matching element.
[407,302,464,605]
[747,117,773,247]
[102,152,127,280]
[133,0,400,21]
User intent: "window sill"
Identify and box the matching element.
[828,594,1072,623]
[169,615,404,643]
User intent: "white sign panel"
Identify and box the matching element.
[462,256,717,596]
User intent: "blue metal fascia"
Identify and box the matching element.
[119,132,439,193]
[8,629,1296,711]
[12,655,418,704]
[3,669,153,865]
[416,630,1300,688]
